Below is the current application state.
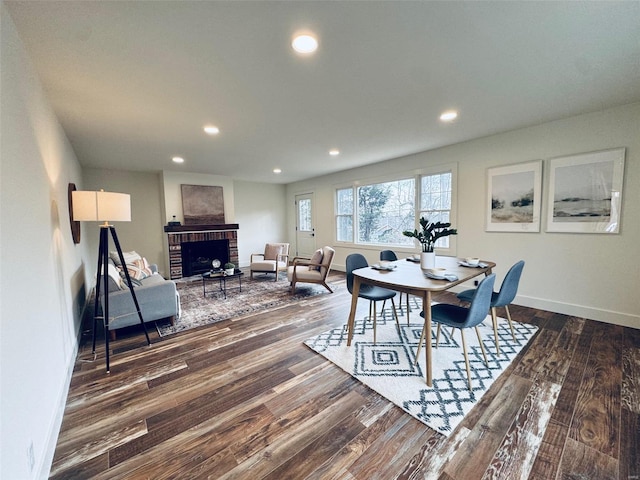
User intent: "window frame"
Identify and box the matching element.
[334,163,458,255]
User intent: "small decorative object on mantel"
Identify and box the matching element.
[403,216,458,270]
[168,215,181,227]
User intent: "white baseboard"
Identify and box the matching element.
[333,264,639,329]
[447,285,640,329]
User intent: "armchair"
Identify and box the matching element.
[250,243,290,281]
[287,246,335,294]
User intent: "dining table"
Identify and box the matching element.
[345,255,495,387]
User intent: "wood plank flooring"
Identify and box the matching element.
[50,272,640,479]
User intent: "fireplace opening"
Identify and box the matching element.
[181,239,230,277]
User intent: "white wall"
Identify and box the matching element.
[83,168,165,275]
[233,180,287,267]
[1,5,91,478]
[286,103,640,328]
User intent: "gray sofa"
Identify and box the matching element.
[102,259,180,338]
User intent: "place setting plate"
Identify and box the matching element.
[371,263,397,271]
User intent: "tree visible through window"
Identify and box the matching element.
[336,170,454,250]
[357,180,414,245]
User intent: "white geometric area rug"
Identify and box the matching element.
[304,315,537,436]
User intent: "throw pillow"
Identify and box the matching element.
[264,244,283,261]
[308,249,323,271]
[105,263,124,290]
[109,250,141,266]
[124,257,153,280]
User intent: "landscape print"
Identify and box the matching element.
[546,148,625,234]
[552,161,613,222]
[486,161,541,232]
[491,170,535,223]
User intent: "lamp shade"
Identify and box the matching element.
[72,190,131,222]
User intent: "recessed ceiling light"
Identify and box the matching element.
[203,125,219,135]
[440,110,458,122]
[292,34,318,54]
[273,168,282,174]
[329,149,340,156]
[172,156,184,164]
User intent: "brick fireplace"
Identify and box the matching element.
[164,224,239,280]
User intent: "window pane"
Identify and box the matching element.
[357,179,415,245]
[420,172,453,249]
[336,188,353,215]
[298,198,312,231]
[336,215,353,242]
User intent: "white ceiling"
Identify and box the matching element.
[6,1,640,184]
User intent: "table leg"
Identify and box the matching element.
[424,291,432,386]
[346,277,361,346]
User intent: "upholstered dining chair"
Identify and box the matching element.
[417,273,496,390]
[250,243,290,281]
[457,260,525,355]
[347,253,400,344]
[380,249,412,323]
[287,246,335,294]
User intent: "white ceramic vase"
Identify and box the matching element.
[225,268,235,275]
[420,251,436,270]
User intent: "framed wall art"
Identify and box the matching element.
[486,160,542,232]
[546,148,625,233]
[181,184,225,225]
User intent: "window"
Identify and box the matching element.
[335,168,456,252]
[357,179,415,245]
[420,171,453,248]
[336,188,353,242]
[298,198,312,232]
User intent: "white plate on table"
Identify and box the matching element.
[458,261,488,268]
[371,264,397,271]
[425,272,459,281]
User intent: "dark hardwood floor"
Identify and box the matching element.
[50,271,640,479]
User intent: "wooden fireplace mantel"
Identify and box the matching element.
[164,223,239,233]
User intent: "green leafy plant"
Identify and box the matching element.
[224,262,235,270]
[402,216,458,252]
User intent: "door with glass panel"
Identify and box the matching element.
[295,193,316,257]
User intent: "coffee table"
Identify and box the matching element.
[202,270,244,299]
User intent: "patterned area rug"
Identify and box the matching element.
[156,272,337,336]
[305,309,538,436]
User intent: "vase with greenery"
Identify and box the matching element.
[224,262,235,275]
[403,216,458,252]
[403,217,457,269]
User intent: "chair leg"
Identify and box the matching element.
[405,293,410,324]
[475,326,488,367]
[491,307,500,355]
[390,298,400,329]
[415,321,429,365]
[372,301,377,344]
[436,323,442,347]
[504,305,517,341]
[460,329,473,390]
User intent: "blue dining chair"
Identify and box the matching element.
[346,253,400,344]
[457,260,525,355]
[380,250,411,323]
[417,273,496,390]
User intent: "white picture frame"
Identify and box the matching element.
[546,148,625,233]
[486,160,542,232]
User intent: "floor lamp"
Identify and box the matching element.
[72,190,150,373]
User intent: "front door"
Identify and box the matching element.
[295,193,315,257]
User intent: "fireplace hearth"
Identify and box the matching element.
[181,239,229,277]
[165,224,239,279]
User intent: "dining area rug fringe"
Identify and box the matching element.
[304,312,538,436]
